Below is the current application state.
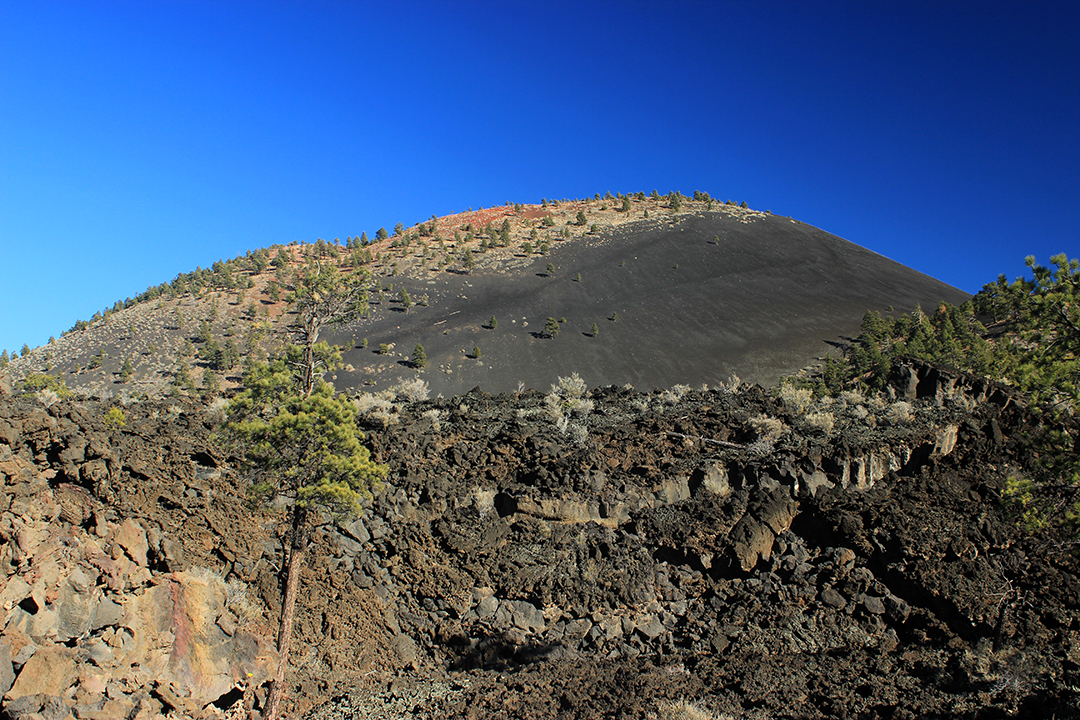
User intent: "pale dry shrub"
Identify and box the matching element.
[566,422,589,445]
[659,384,692,405]
[37,388,60,407]
[224,578,260,622]
[546,372,592,420]
[354,389,398,427]
[653,699,731,720]
[570,397,594,417]
[188,566,225,583]
[422,409,442,432]
[749,414,785,443]
[544,392,563,420]
[205,396,229,424]
[552,372,587,400]
[804,411,835,434]
[884,400,914,425]
[839,389,865,406]
[187,567,260,622]
[747,414,785,454]
[778,383,813,414]
[395,377,429,402]
[718,373,742,394]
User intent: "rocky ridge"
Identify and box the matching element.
[2,360,1079,719]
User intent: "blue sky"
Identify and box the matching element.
[2,0,1078,355]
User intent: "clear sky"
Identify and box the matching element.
[2,0,1078,355]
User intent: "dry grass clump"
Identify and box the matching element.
[421,409,442,432]
[718,373,742,395]
[354,389,398,427]
[778,382,813,414]
[838,389,865,406]
[545,372,593,420]
[651,699,736,720]
[37,388,61,407]
[883,400,914,425]
[749,414,785,442]
[188,567,261,622]
[544,373,592,444]
[555,416,589,445]
[803,411,835,434]
[394,377,430,402]
[747,414,786,454]
[658,383,692,405]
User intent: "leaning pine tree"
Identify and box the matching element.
[227,260,386,720]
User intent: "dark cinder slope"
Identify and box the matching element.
[331,213,968,395]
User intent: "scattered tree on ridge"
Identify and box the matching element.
[412,344,428,369]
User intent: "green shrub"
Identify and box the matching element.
[104,406,127,428]
[22,373,72,398]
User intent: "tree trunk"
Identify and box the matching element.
[264,504,309,720]
[300,318,321,398]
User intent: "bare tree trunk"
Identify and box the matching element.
[264,505,309,720]
[299,316,321,398]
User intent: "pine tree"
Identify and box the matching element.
[227,265,382,720]
[172,357,195,395]
[412,344,428,368]
[202,370,220,399]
